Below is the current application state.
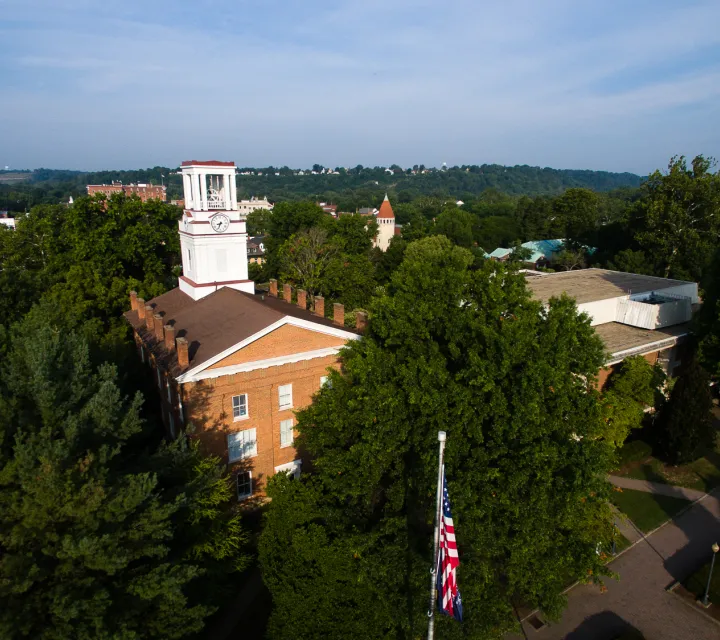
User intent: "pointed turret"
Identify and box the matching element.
[377,193,395,220]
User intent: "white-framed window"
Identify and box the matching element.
[274,459,301,480]
[320,375,328,388]
[168,413,176,439]
[236,471,252,500]
[232,394,248,420]
[278,384,293,410]
[280,418,294,448]
[227,428,257,462]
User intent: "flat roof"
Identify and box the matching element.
[594,322,690,358]
[525,269,692,305]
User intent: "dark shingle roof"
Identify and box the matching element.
[124,286,358,378]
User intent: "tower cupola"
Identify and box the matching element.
[178,161,254,300]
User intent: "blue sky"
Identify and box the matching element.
[1,0,719,173]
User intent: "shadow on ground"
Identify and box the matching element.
[564,611,645,639]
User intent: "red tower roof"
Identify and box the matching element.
[377,194,395,219]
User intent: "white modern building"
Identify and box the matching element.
[525,269,699,374]
[179,160,254,300]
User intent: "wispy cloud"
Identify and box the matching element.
[0,0,718,172]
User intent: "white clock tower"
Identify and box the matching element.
[178,160,254,301]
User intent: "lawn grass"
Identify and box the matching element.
[614,434,720,493]
[683,558,720,605]
[610,488,690,533]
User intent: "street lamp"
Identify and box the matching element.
[701,542,719,607]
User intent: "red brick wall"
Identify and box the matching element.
[182,354,340,494]
[208,325,345,370]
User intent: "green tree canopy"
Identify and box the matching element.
[654,355,715,465]
[602,356,666,447]
[433,207,476,247]
[260,236,619,640]
[0,313,249,639]
[635,155,720,280]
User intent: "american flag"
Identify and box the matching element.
[437,467,462,621]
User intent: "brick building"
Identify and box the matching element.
[87,182,167,202]
[124,161,361,501]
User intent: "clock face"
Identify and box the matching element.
[211,214,230,233]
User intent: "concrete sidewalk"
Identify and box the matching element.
[608,475,707,502]
[507,490,720,639]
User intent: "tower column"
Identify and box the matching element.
[199,173,208,211]
[183,174,192,208]
[223,173,231,210]
[193,174,202,211]
[230,173,238,210]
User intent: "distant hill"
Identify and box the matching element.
[0,164,644,212]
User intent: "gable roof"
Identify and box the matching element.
[124,286,360,379]
[377,194,395,219]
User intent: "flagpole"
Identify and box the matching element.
[428,430,446,640]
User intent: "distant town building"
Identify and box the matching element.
[247,236,266,264]
[0,211,16,229]
[317,202,338,216]
[357,207,378,216]
[87,182,167,202]
[488,239,596,270]
[238,196,273,214]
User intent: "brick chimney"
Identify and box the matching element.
[297,289,307,310]
[333,303,344,326]
[130,291,138,311]
[269,279,278,297]
[153,314,164,341]
[137,299,146,320]
[314,296,325,318]
[145,306,155,331]
[283,283,292,303]
[356,311,368,332]
[176,337,189,369]
[164,325,175,351]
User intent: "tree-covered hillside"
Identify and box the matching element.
[0,163,642,213]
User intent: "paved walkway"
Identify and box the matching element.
[608,475,707,501]
[507,490,720,640]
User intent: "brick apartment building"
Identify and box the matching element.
[87,182,167,202]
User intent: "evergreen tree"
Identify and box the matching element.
[655,356,715,465]
[0,314,249,640]
[260,236,619,640]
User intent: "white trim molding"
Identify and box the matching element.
[179,347,344,383]
[604,332,688,367]
[274,459,302,478]
[176,316,358,383]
